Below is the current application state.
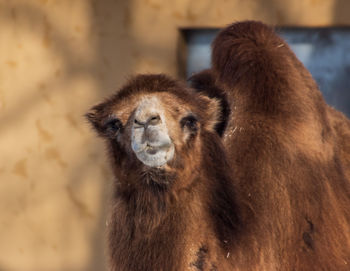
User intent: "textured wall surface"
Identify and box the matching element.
[1,0,349,270]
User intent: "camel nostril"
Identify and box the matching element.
[148,115,161,126]
[134,118,145,126]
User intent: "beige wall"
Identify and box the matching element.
[1,0,349,270]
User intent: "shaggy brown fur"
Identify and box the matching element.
[86,21,350,271]
[190,21,350,270]
[86,75,243,271]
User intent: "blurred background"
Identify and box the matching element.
[0,0,349,270]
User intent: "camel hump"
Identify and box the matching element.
[212,21,287,87]
[211,21,310,114]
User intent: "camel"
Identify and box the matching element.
[86,21,350,270]
[189,21,350,270]
[86,75,243,270]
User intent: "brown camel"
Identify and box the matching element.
[86,75,243,270]
[189,21,350,270]
[86,21,350,270]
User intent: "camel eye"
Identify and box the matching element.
[180,114,198,132]
[104,118,122,137]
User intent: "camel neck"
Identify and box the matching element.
[108,178,226,271]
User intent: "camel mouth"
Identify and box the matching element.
[145,142,172,154]
[145,145,159,155]
[133,143,175,168]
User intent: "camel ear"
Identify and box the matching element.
[85,104,104,135]
[200,95,222,133]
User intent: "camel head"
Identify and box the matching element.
[86,74,220,186]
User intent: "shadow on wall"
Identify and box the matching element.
[0,0,137,270]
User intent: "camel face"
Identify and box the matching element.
[111,92,201,171]
[86,74,220,178]
[131,96,175,167]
